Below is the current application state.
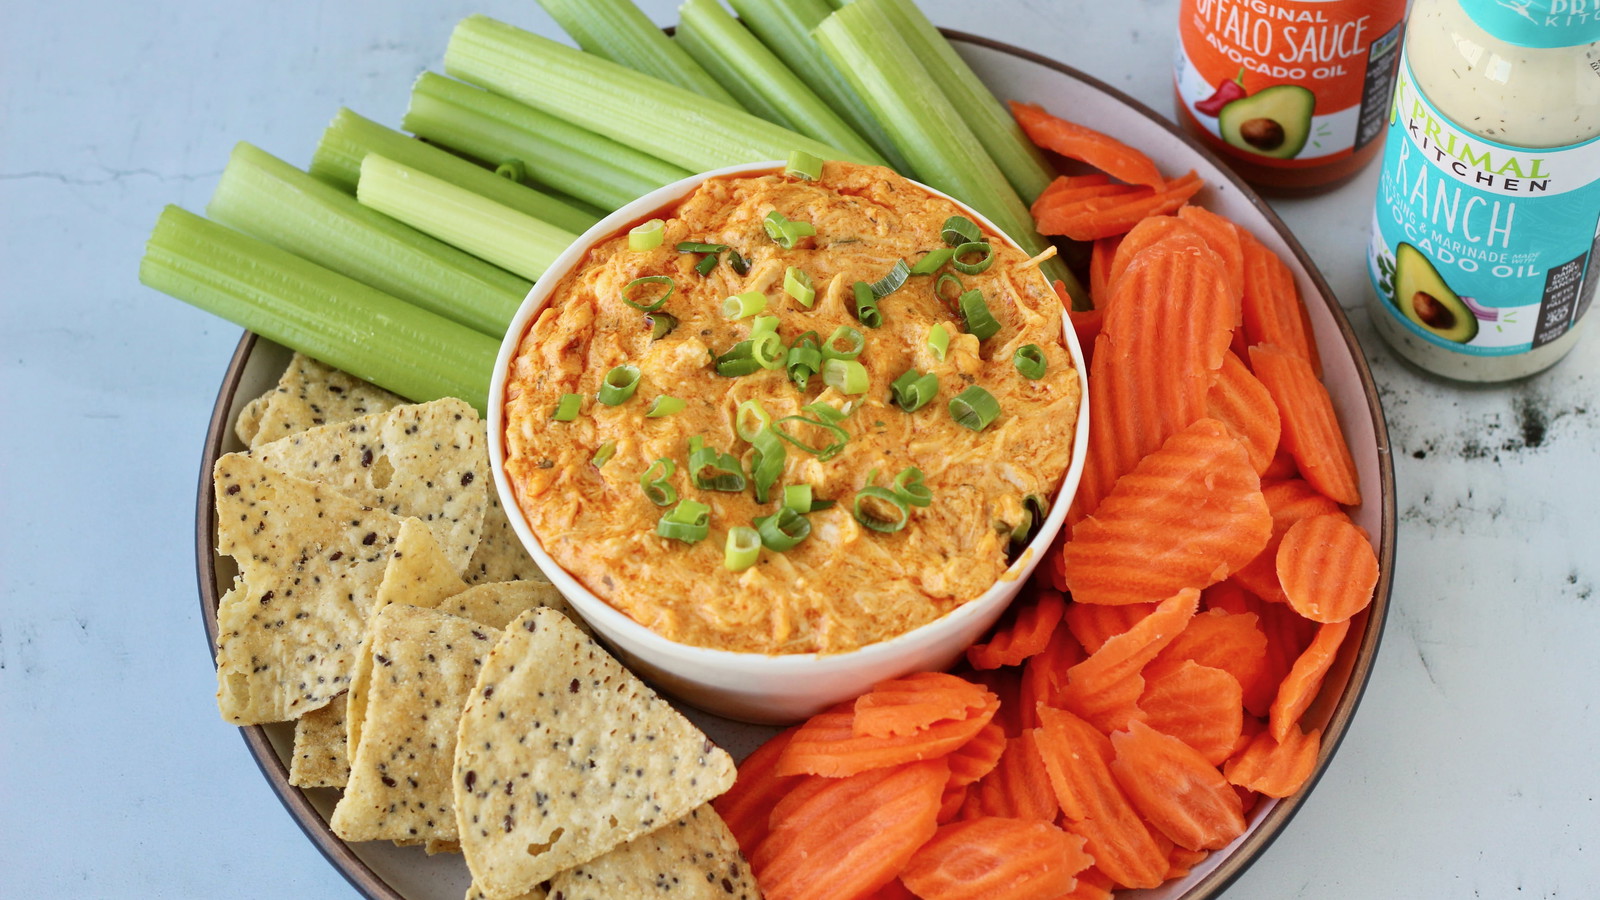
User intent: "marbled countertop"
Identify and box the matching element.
[3,1,1595,897]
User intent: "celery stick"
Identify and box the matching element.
[310,108,601,236]
[444,15,866,172]
[724,0,911,173]
[404,73,688,214]
[814,2,1085,305]
[357,154,577,284]
[676,0,884,167]
[139,206,497,412]
[537,0,741,107]
[673,25,795,133]
[871,0,1055,203]
[206,142,530,338]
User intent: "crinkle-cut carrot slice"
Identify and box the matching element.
[1260,447,1299,483]
[1020,620,1087,730]
[1065,306,1103,371]
[1064,600,1158,654]
[1058,867,1117,900]
[1055,589,1198,733]
[1089,236,1121,309]
[779,692,1000,778]
[1106,215,1199,291]
[1152,608,1270,718]
[938,780,971,825]
[859,879,917,900]
[1110,720,1248,851]
[959,664,1024,737]
[1036,172,1207,241]
[1064,419,1271,606]
[1035,706,1172,890]
[754,758,948,900]
[964,730,1060,821]
[901,817,1093,900]
[1269,618,1353,742]
[1248,343,1361,506]
[947,721,1007,787]
[1238,229,1321,375]
[1277,514,1380,624]
[1010,101,1165,189]
[967,590,1067,670]
[1202,579,1255,615]
[713,726,802,854]
[1208,349,1281,475]
[1178,204,1244,302]
[1166,844,1213,881]
[1231,478,1346,603]
[1139,659,1245,767]
[854,671,994,739]
[1035,173,1112,208]
[1224,725,1322,798]
[1033,181,1153,219]
[1246,596,1321,717]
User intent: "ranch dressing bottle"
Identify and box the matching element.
[1366,0,1600,381]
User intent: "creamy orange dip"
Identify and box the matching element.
[502,162,1080,655]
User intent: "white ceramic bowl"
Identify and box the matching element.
[486,160,1090,724]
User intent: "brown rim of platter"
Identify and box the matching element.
[194,31,1396,900]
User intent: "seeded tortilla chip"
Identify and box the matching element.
[454,608,737,900]
[374,518,471,614]
[332,605,499,844]
[467,884,546,900]
[442,580,585,634]
[235,391,272,447]
[249,353,403,449]
[463,494,549,586]
[289,694,351,788]
[251,398,488,573]
[213,453,406,724]
[545,804,759,900]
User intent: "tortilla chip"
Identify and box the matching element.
[453,608,736,900]
[289,694,350,788]
[442,581,584,634]
[251,398,489,573]
[467,883,547,900]
[235,391,271,447]
[545,804,759,900]
[332,605,498,844]
[250,353,403,449]
[374,518,470,614]
[213,453,405,724]
[463,494,549,586]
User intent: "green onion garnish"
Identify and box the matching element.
[639,457,678,507]
[677,241,729,254]
[784,266,815,308]
[748,427,787,503]
[750,315,780,339]
[786,331,823,390]
[786,149,825,180]
[629,219,665,251]
[645,395,685,418]
[552,393,582,421]
[934,272,964,307]
[1013,344,1047,380]
[869,259,911,298]
[852,281,883,328]
[735,399,773,442]
[597,364,641,405]
[591,441,616,469]
[775,415,850,460]
[756,506,811,550]
[928,323,951,361]
[853,486,910,533]
[949,385,1001,431]
[728,248,751,276]
[822,325,865,361]
[890,369,940,413]
[694,252,719,276]
[723,290,767,319]
[494,158,526,182]
[941,215,982,246]
[1009,505,1034,547]
[783,484,813,513]
[752,331,786,370]
[646,311,679,341]
[951,241,994,275]
[892,466,933,508]
[763,210,816,249]
[714,341,762,377]
[909,247,955,276]
[959,290,1000,340]
[804,400,852,425]
[690,443,746,491]
[823,357,869,395]
[724,525,761,571]
[657,499,710,544]
[622,275,674,312]
[1012,494,1050,548]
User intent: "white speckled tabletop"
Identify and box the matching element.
[3,0,1596,896]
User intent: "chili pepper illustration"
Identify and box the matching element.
[1195,68,1247,116]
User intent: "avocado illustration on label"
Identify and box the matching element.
[1392,242,1478,343]
[1218,85,1315,159]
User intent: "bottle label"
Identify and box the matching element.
[1174,0,1405,165]
[1458,0,1600,49]
[1368,51,1600,357]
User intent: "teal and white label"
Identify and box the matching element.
[1459,0,1600,49]
[1368,52,1600,357]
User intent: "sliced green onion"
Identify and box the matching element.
[892,466,933,507]
[622,275,674,312]
[629,218,665,251]
[804,400,852,425]
[934,272,964,307]
[723,290,767,319]
[756,506,811,550]
[786,149,825,180]
[1008,505,1034,548]
[1015,494,1051,547]
[748,427,787,503]
[941,215,982,246]
[822,325,865,361]
[851,281,883,328]
[1013,344,1047,380]
[810,498,837,511]
[714,341,762,377]
[786,331,823,390]
[494,158,527,181]
[950,241,994,275]
[822,357,869,395]
[646,311,679,341]
[775,415,850,460]
[552,393,582,421]
[909,247,954,276]
[735,399,773,441]
[783,484,813,513]
[646,395,685,418]
[591,441,617,469]
[657,499,711,543]
[869,259,911,299]
[784,266,816,307]
[949,385,1001,431]
[890,369,940,413]
[724,525,762,571]
[959,289,1000,340]
[640,457,678,507]
[690,443,746,491]
[728,248,751,276]
[750,315,780,339]
[694,252,720,276]
[853,486,910,533]
[752,331,786,370]
[677,240,729,254]
[763,210,816,249]
[598,364,641,405]
[928,323,950,361]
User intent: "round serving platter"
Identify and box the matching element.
[196,31,1395,900]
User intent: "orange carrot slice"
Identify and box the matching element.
[1269,618,1352,742]
[1010,101,1164,189]
[1152,608,1270,718]
[964,730,1060,821]
[1110,720,1248,851]
[1064,419,1271,606]
[1035,173,1112,208]
[1207,349,1281,475]
[1066,307,1103,371]
[1138,659,1245,767]
[946,721,1007,787]
[1037,172,1206,241]
[959,663,1025,737]
[1056,589,1199,734]
[1020,620,1086,730]
[938,780,971,825]
[1201,579,1255,615]
[1260,447,1299,482]
[1033,181,1153,217]
[1247,596,1321,717]
[854,671,994,739]
[901,817,1093,900]
[713,726,802,854]
[1178,204,1244,302]
[1058,867,1117,900]
[779,693,999,778]
[1064,600,1158,654]
[859,879,917,900]
[1277,514,1380,624]
[1166,845,1213,881]
[1231,478,1345,603]
[1238,228,1321,374]
[967,590,1067,670]
[1225,725,1322,798]
[1248,344,1362,506]
[1105,215,1200,294]
[1089,236,1121,309]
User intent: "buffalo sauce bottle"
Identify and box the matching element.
[1173,0,1408,195]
